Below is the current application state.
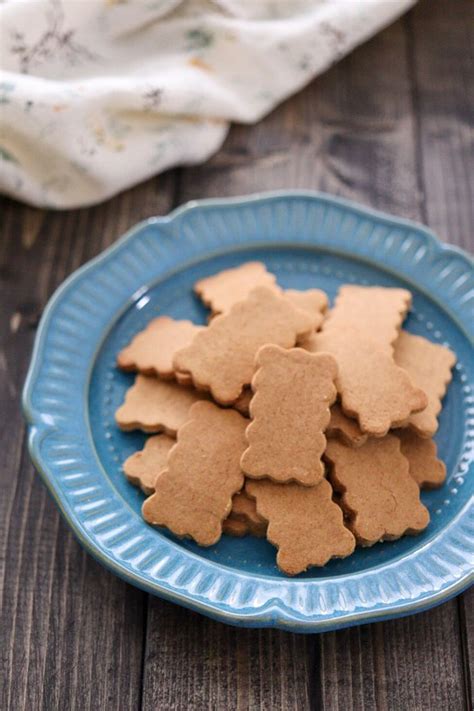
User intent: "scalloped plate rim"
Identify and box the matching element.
[22,190,474,632]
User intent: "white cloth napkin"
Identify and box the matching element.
[0,0,415,209]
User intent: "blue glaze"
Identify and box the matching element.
[23,191,474,632]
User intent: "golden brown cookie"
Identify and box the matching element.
[222,516,249,537]
[142,402,247,546]
[231,490,266,528]
[285,289,328,329]
[194,262,277,315]
[394,331,456,437]
[233,388,252,416]
[246,478,355,575]
[117,317,203,379]
[325,436,430,546]
[310,330,427,436]
[115,374,208,435]
[326,403,368,447]
[173,286,319,404]
[241,345,337,485]
[397,429,446,489]
[122,434,175,495]
[324,285,411,346]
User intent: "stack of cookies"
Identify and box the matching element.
[115,262,456,575]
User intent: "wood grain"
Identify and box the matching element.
[0,173,176,711]
[1,0,472,709]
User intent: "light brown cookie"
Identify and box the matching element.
[233,388,252,416]
[325,436,430,546]
[324,285,411,346]
[222,516,249,537]
[394,331,456,437]
[142,402,247,546]
[173,286,319,404]
[117,317,203,379]
[231,490,266,528]
[241,345,337,485]
[310,330,427,436]
[115,374,208,435]
[194,262,277,315]
[246,478,355,575]
[327,403,368,447]
[122,434,175,495]
[285,289,328,329]
[397,429,446,489]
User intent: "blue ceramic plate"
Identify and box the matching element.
[23,191,473,632]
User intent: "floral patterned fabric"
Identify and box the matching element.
[0,0,415,209]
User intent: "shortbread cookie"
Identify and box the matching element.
[194,262,277,315]
[117,317,203,379]
[115,374,208,435]
[325,436,430,546]
[142,402,247,546]
[222,516,249,537]
[231,490,266,528]
[324,285,411,346]
[397,429,446,489]
[123,434,175,495]
[327,403,368,447]
[307,285,426,436]
[246,478,355,575]
[285,289,328,329]
[174,286,318,404]
[233,388,252,416]
[241,345,337,485]
[310,330,427,436]
[394,331,456,437]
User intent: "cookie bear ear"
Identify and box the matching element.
[325,435,430,546]
[246,478,355,575]
[142,402,247,547]
[241,346,337,486]
[173,285,319,405]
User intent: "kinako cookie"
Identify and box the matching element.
[397,429,446,489]
[241,345,337,485]
[233,388,252,416]
[222,516,250,537]
[285,289,328,330]
[325,436,430,546]
[307,284,427,436]
[223,491,267,538]
[194,262,277,315]
[122,434,175,495]
[246,478,355,575]
[142,401,247,546]
[115,374,209,435]
[230,490,266,528]
[173,286,319,404]
[326,403,368,447]
[323,285,411,347]
[117,317,203,379]
[393,331,456,437]
[310,329,427,437]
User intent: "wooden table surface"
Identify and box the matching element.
[1,1,473,709]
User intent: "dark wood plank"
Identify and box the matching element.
[142,601,313,711]
[408,2,474,707]
[407,0,474,252]
[141,9,469,711]
[0,173,176,711]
